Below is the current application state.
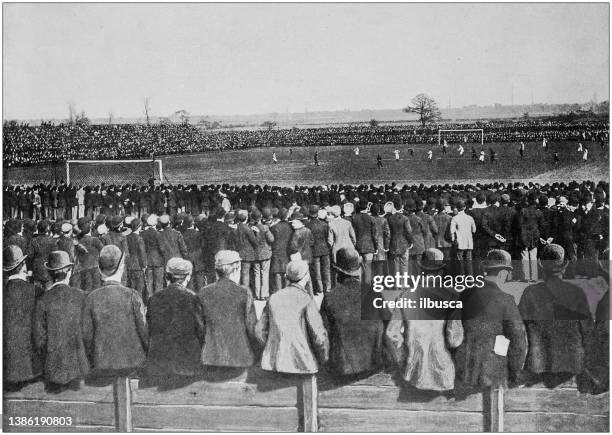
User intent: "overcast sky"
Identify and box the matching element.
[3,3,609,120]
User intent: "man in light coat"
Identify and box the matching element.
[255,260,329,374]
[450,200,476,275]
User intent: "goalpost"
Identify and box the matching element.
[66,159,163,186]
[438,129,484,146]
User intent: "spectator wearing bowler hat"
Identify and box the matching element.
[141,214,165,297]
[454,249,527,395]
[144,258,204,385]
[234,209,258,290]
[370,203,391,277]
[386,248,463,391]
[387,199,413,278]
[251,208,275,300]
[29,220,58,290]
[100,215,130,284]
[307,205,332,294]
[322,248,384,376]
[351,200,379,287]
[3,245,42,389]
[518,244,595,389]
[256,260,329,374]
[450,199,476,276]
[75,218,104,292]
[157,214,188,264]
[82,245,148,377]
[199,250,258,368]
[270,207,293,293]
[126,218,148,303]
[33,251,89,392]
[288,210,315,294]
[199,208,233,286]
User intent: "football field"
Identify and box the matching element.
[3,140,609,186]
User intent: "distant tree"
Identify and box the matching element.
[67,101,77,125]
[369,119,379,128]
[261,120,277,130]
[403,93,441,127]
[75,111,90,126]
[173,109,190,125]
[108,112,114,125]
[143,97,151,125]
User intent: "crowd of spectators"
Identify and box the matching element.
[3,118,608,167]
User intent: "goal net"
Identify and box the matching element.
[66,159,163,186]
[438,129,484,146]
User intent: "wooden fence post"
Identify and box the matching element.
[113,376,133,432]
[484,386,504,432]
[301,374,318,432]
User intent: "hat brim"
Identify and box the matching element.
[44,261,74,271]
[417,260,447,271]
[482,263,513,272]
[333,264,361,277]
[3,255,27,272]
[537,258,568,273]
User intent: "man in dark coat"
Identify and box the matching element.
[141,214,165,296]
[126,219,148,303]
[517,195,544,282]
[577,194,606,277]
[75,218,104,292]
[481,193,511,251]
[29,220,57,290]
[321,248,384,375]
[387,200,413,277]
[555,196,579,278]
[200,208,232,286]
[270,208,293,293]
[182,215,205,292]
[145,258,205,385]
[33,251,89,391]
[351,201,379,287]
[306,206,331,294]
[199,250,258,368]
[454,249,527,396]
[518,244,594,388]
[234,210,258,290]
[82,245,148,377]
[157,214,188,263]
[3,245,42,389]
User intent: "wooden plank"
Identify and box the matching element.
[483,386,504,432]
[319,385,482,412]
[505,412,609,432]
[505,388,609,414]
[300,374,318,432]
[318,408,484,432]
[131,404,298,432]
[3,400,115,428]
[113,376,132,432]
[133,381,297,407]
[3,382,114,403]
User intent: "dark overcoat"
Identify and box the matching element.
[82,280,148,375]
[454,281,527,389]
[33,283,89,384]
[145,283,205,377]
[321,277,384,375]
[198,277,258,367]
[270,221,293,274]
[518,276,594,375]
[3,277,42,383]
[351,213,378,254]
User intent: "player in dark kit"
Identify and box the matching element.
[314,151,319,166]
[377,154,383,169]
[553,151,560,164]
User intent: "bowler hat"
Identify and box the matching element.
[333,248,361,277]
[482,249,513,271]
[286,260,310,282]
[309,205,320,217]
[130,219,141,231]
[45,250,74,271]
[3,245,27,272]
[417,248,447,271]
[290,211,304,221]
[109,215,123,229]
[538,244,568,273]
[99,245,124,275]
[165,257,193,277]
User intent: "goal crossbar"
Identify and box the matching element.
[438,129,484,145]
[66,159,163,185]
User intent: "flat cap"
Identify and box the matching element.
[165,257,193,277]
[286,260,310,282]
[214,250,241,268]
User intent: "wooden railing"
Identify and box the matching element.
[3,368,609,432]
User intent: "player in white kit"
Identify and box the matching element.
[427,149,433,162]
[583,148,588,161]
[272,152,278,163]
[479,150,485,163]
[458,144,465,156]
[354,147,360,156]
[577,143,583,152]
[394,149,400,161]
